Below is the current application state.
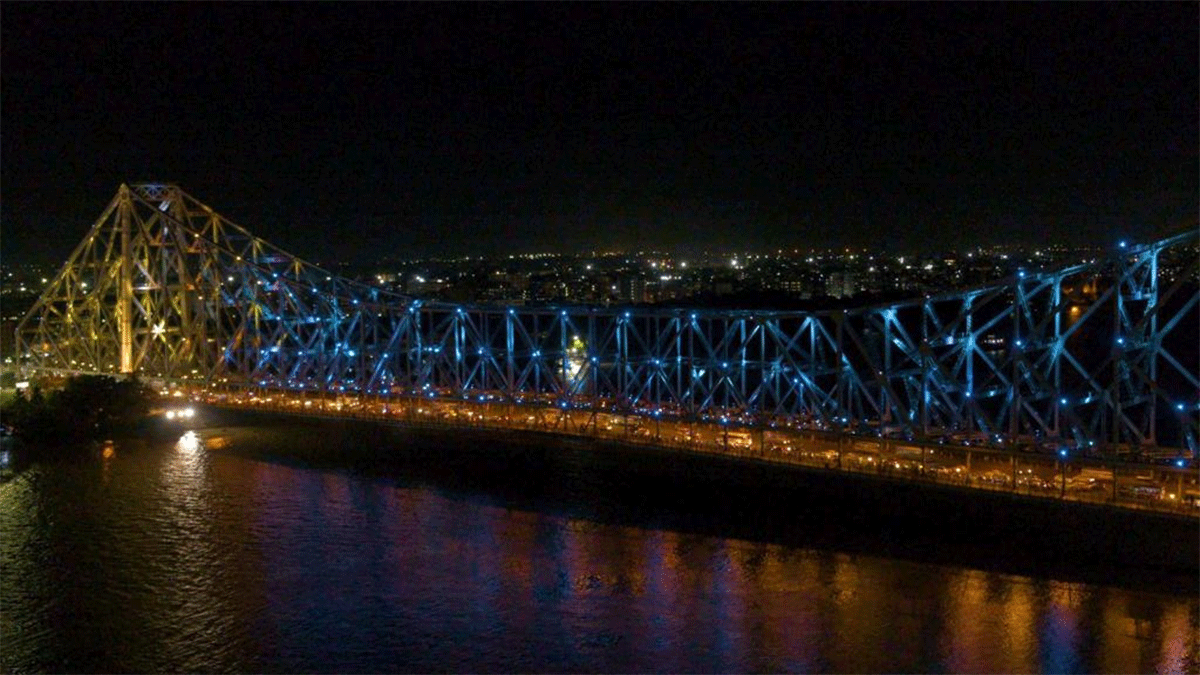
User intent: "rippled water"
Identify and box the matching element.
[1,423,1196,673]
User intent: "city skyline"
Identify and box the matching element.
[2,3,1196,265]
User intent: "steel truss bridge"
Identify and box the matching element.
[15,184,1200,459]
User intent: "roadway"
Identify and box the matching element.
[171,387,1200,517]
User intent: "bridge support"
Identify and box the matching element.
[117,186,135,374]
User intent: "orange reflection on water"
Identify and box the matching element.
[999,578,1037,671]
[942,570,1004,673]
[203,435,229,450]
[1158,604,1194,675]
[188,436,1199,673]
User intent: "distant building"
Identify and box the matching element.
[712,277,736,296]
[778,279,806,295]
[826,271,857,299]
[618,275,646,304]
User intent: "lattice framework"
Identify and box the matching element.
[17,184,1199,454]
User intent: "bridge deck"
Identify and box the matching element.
[188,388,1199,519]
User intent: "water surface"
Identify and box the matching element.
[1,424,1195,673]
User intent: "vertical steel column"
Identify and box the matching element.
[1053,277,1063,435]
[965,295,974,433]
[836,311,845,421]
[920,301,930,435]
[1147,248,1159,444]
[506,309,515,399]
[169,193,193,379]
[118,186,134,374]
[1010,280,1022,439]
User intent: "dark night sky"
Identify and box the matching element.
[2,3,1196,265]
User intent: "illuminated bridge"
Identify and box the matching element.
[14,184,1200,499]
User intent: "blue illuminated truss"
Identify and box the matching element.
[16,184,1200,455]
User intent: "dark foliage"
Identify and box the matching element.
[2,375,153,443]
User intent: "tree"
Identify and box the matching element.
[1,375,153,443]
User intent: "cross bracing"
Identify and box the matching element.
[16,184,1200,456]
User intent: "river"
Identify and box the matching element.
[1,420,1196,673]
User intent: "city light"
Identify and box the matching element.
[176,431,200,454]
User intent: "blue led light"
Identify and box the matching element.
[1177,403,1185,411]
[1176,459,1186,468]
[1059,449,1067,457]
[1060,398,1067,405]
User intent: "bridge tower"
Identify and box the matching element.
[117,184,134,374]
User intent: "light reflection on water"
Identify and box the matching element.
[0,425,1196,673]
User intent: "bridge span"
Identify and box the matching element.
[13,184,1200,511]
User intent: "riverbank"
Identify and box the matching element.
[189,405,1199,596]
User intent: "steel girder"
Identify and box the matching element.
[16,184,1200,455]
